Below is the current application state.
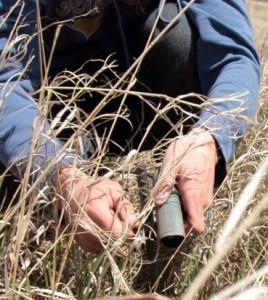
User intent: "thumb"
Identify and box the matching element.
[153,141,181,206]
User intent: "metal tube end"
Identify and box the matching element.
[156,191,185,248]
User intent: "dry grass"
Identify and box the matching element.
[1,1,268,299]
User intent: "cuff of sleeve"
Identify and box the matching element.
[12,139,77,185]
[194,113,242,187]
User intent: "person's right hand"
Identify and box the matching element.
[153,129,218,234]
[56,167,137,254]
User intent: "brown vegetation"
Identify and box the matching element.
[1,1,268,299]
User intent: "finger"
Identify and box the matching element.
[75,227,103,254]
[153,182,174,207]
[117,202,138,231]
[105,182,138,230]
[154,142,180,206]
[184,222,192,234]
[110,189,138,230]
[87,200,124,238]
[176,156,214,233]
[184,210,205,234]
[187,210,205,234]
[179,186,206,233]
[67,213,104,254]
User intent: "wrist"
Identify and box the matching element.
[190,127,218,165]
[56,165,86,188]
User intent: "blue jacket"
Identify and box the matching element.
[0,0,260,179]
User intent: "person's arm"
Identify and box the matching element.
[0,1,72,178]
[0,2,137,253]
[187,0,260,180]
[154,0,260,233]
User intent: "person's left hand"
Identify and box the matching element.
[153,128,218,233]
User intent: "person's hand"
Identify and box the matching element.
[153,128,218,233]
[56,167,137,254]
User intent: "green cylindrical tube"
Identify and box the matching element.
[156,190,185,247]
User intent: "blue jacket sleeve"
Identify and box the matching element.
[183,0,260,179]
[0,2,73,179]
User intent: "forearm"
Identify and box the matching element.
[184,0,260,175]
[0,80,74,179]
[0,1,75,180]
